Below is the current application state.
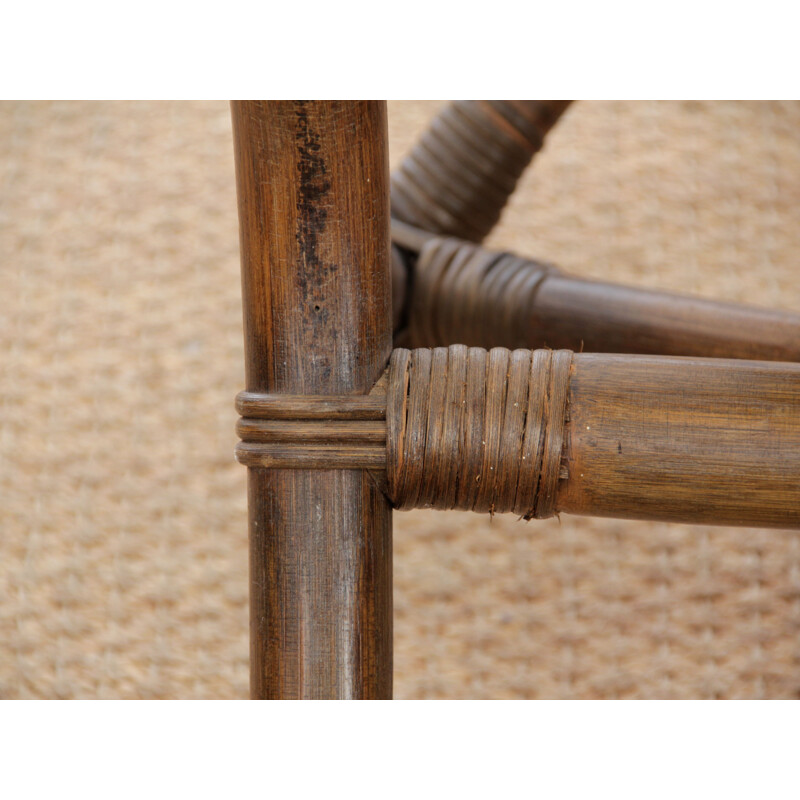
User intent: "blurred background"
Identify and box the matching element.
[1,101,799,698]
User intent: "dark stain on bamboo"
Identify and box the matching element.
[232,101,392,699]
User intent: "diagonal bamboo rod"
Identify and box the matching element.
[392,223,800,363]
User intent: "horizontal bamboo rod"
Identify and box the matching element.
[236,348,800,529]
[559,353,800,528]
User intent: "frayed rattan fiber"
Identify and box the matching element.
[387,345,573,518]
[391,101,570,243]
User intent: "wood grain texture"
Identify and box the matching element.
[237,419,386,444]
[232,101,392,699]
[528,275,800,362]
[559,354,800,528]
[236,391,386,420]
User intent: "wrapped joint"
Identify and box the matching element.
[236,346,800,529]
[386,346,573,518]
[236,345,575,519]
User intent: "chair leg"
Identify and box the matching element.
[231,101,393,699]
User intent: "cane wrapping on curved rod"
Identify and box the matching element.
[401,234,800,362]
[391,100,571,243]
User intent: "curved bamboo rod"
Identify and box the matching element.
[391,100,571,242]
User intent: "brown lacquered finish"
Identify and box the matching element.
[527,275,800,361]
[232,101,393,699]
[231,100,800,701]
[559,354,800,528]
[391,101,571,242]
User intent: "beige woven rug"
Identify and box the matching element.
[1,101,799,699]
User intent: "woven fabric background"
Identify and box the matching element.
[1,101,799,699]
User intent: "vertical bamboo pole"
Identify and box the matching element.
[231,101,393,698]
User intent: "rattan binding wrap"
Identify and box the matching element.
[391,101,570,242]
[407,236,558,348]
[387,346,573,518]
